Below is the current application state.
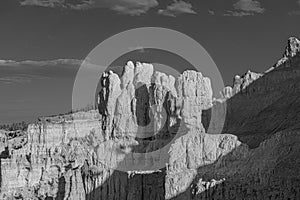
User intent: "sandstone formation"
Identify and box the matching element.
[0,37,300,200]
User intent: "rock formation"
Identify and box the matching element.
[0,60,216,199]
[220,70,263,99]
[275,37,300,68]
[0,37,300,200]
[266,36,300,72]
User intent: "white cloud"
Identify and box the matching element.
[19,0,159,15]
[0,59,84,84]
[158,0,196,17]
[0,60,17,65]
[224,10,254,17]
[0,58,83,67]
[208,10,215,15]
[20,0,93,9]
[225,0,265,17]
[108,0,158,15]
[0,74,50,84]
[234,0,265,13]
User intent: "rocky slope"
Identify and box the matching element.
[210,37,300,148]
[0,37,300,200]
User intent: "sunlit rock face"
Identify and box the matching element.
[168,130,300,200]
[220,86,233,99]
[0,61,217,200]
[0,110,103,199]
[98,61,213,140]
[0,130,8,154]
[1,37,300,200]
[165,132,244,199]
[220,70,263,100]
[275,37,300,68]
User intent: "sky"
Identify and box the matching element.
[0,0,300,124]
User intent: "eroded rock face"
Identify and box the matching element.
[98,62,212,140]
[177,71,212,129]
[0,61,216,200]
[275,37,300,68]
[220,86,233,99]
[0,130,7,155]
[1,40,300,200]
[177,130,300,200]
[0,110,103,199]
[219,70,263,100]
[165,131,244,199]
[98,71,122,140]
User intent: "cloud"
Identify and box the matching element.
[208,10,215,15]
[0,74,50,84]
[20,0,93,9]
[19,0,159,15]
[158,0,196,17]
[0,58,106,75]
[225,0,265,17]
[0,58,83,67]
[298,0,300,6]
[108,0,158,15]
[234,0,265,13]
[0,59,84,84]
[224,10,254,17]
